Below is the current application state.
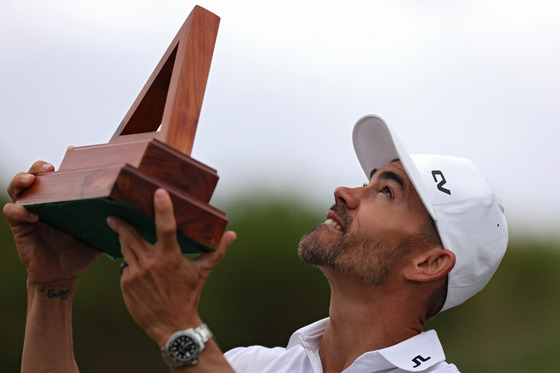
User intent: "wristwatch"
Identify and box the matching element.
[160,324,213,368]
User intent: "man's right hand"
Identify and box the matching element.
[3,160,101,285]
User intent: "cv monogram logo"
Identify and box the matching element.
[431,170,451,195]
[412,355,431,368]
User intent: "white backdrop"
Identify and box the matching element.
[1,0,559,239]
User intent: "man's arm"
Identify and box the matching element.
[23,279,78,372]
[108,188,237,372]
[3,161,102,372]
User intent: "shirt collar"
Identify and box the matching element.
[286,318,328,350]
[286,319,446,372]
[375,329,446,371]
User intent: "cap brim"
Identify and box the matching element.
[352,115,436,219]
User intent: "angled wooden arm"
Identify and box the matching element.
[110,6,220,156]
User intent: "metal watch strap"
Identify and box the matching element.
[160,323,213,368]
[194,323,213,343]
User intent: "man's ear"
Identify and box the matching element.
[404,248,456,282]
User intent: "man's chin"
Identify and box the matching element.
[297,225,340,267]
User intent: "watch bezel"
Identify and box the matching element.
[161,324,212,368]
[168,332,202,364]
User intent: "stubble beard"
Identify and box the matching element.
[297,204,402,286]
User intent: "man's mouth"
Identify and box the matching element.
[325,208,345,232]
[324,218,343,231]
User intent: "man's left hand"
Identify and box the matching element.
[107,188,236,347]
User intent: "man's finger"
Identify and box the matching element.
[7,162,55,202]
[192,230,236,276]
[3,203,39,225]
[107,216,149,262]
[119,234,140,268]
[153,189,179,252]
[7,173,35,202]
[27,161,55,175]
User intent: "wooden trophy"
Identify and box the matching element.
[16,6,228,259]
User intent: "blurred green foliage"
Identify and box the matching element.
[1,193,559,372]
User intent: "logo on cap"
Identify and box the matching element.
[431,170,451,195]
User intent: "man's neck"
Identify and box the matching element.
[318,274,423,373]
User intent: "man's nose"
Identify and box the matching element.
[334,186,360,209]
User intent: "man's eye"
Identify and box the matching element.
[382,187,392,198]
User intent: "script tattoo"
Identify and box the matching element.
[39,286,72,300]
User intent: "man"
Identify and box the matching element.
[4,115,507,372]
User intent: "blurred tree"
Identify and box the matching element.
[1,193,559,372]
[0,193,329,372]
[426,239,560,372]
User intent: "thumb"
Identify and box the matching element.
[153,188,179,252]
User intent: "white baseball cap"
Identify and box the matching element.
[352,114,508,312]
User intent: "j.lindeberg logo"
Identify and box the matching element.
[412,355,431,368]
[431,170,451,195]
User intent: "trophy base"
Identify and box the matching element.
[27,197,213,260]
[16,142,228,259]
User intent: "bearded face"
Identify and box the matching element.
[297,204,416,286]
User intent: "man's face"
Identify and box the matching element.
[298,160,431,286]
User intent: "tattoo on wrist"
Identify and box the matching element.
[39,285,72,300]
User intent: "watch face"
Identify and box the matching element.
[170,335,199,362]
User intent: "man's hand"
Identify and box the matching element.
[4,160,103,373]
[107,188,236,347]
[3,160,102,285]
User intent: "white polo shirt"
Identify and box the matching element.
[224,318,460,373]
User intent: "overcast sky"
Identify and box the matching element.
[1,0,559,240]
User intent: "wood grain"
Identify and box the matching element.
[16,6,227,255]
[109,6,220,156]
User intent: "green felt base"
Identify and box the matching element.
[27,198,212,260]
